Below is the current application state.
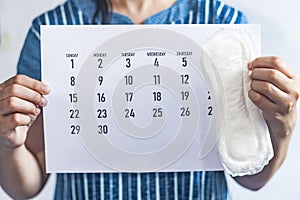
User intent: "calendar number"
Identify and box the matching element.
[69,93,78,103]
[98,76,104,85]
[180,107,190,117]
[97,93,106,103]
[153,74,161,85]
[125,108,135,118]
[124,75,134,85]
[70,109,80,119]
[125,58,131,68]
[98,58,103,68]
[70,59,75,69]
[182,57,187,67]
[98,125,108,134]
[154,58,159,67]
[97,109,108,118]
[180,74,189,84]
[153,91,162,102]
[70,76,76,86]
[153,108,163,118]
[181,91,189,101]
[70,125,80,134]
[208,106,213,116]
[125,92,134,102]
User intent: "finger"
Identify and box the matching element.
[0,97,40,116]
[248,89,278,115]
[250,79,290,108]
[0,84,48,107]
[250,67,292,93]
[249,56,296,79]
[0,113,32,134]
[0,74,51,95]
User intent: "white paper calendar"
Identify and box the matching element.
[41,24,260,173]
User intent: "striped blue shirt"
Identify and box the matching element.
[17,0,247,199]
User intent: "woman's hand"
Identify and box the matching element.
[235,56,300,190]
[248,56,300,144]
[0,74,50,151]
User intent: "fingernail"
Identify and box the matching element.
[42,84,51,94]
[35,107,41,115]
[248,70,252,78]
[248,62,252,70]
[40,97,48,106]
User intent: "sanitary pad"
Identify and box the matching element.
[202,28,274,176]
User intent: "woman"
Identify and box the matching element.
[0,0,299,199]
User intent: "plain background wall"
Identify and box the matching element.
[0,0,300,199]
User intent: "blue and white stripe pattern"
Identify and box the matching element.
[17,0,248,199]
[54,172,229,200]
